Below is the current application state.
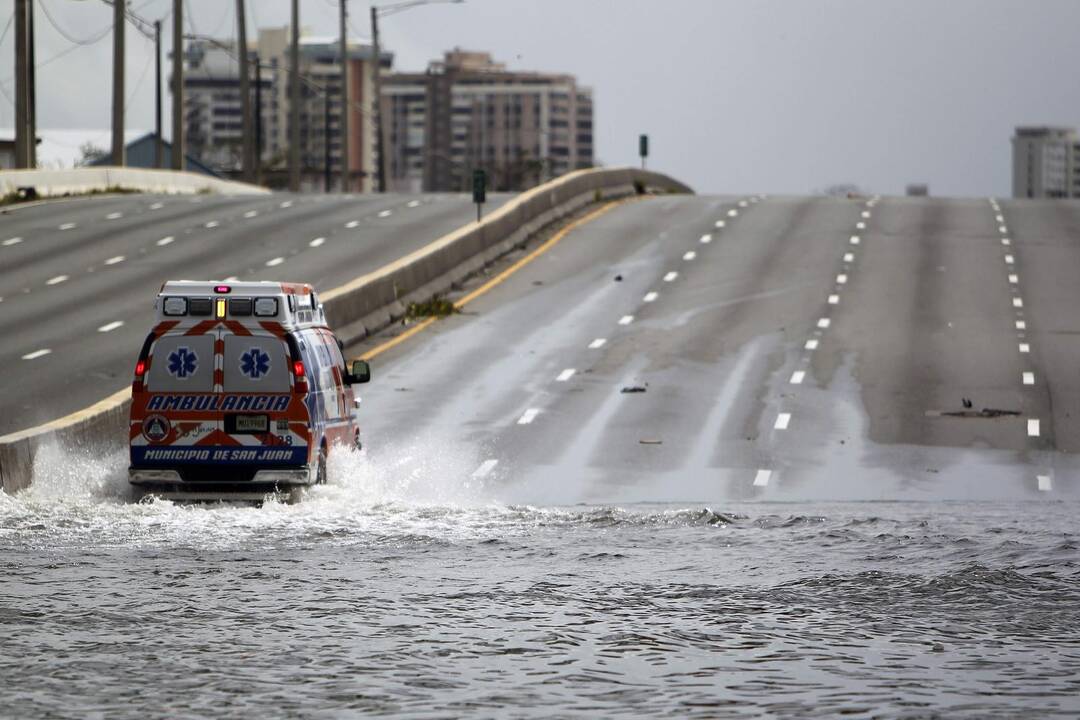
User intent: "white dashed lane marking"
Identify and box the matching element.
[46,275,68,285]
[643,292,658,303]
[828,294,839,305]
[790,371,806,385]
[58,223,76,231]
[1016,320,1027,330]
[156,236,175,246]
[1001,238,1011,245]
[588,338,607,349]
[309,237,326,248]
[1028,419,1041,437]
[805,339,819,350]
[472,459,498,479]
[378,210,393,218]
[753,469,772,487]
[104,255,125,265]
[1019,343,1030,353]
[407,200,421,208]
[1022,372,1035,385]
[774,413,791,430]
[861,211,871,218]
[517,408,540,425]
[817,318,831,329]
[618,315,634,325]
[856,222,866,230]
[1008,274,1018,284]
[727,209,738,217]
[244,210,258,218]
[663,272,678,282]
[700,234,712,244]
[149,202,164,210]
[714,220,726,228]
[850,236,861,245]
[345,220,359,229]
[556,368,576,382]
[1013,298,1024,308]
[22,348,51,360]
[837,274,848,284]
[105,212,123,220]
[266,257,285,267]
[2,237,22,246]
[280,200,294,208]
[1038,475,1053,492]
[843,252,855,262]
[98,320,124,333]
[1005,254,1015,265]
[999,225,1008,234]
[683,251,696,261]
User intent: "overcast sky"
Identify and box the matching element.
[2,0,1079,196]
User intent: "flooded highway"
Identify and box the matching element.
[2,444,1078,718]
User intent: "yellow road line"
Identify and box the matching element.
[360,198,633,361]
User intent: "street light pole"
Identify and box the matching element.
[154,20,162,168]
[237,0,253,182]
[339,0,350,192]
[171,0,184,170]
[111,0,126,166]
[289,0,301,192]
[14,0,28,168]
[370,5,385,193]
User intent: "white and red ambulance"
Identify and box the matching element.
[128,281,370,499]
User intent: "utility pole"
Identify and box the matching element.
[14,0,28,168]
[370,6,386,193]
[111,0,126,166]
[289,0,300,192]
[154,20,162,168]
[254,56,262,184]
[324,93,331,192]
[339,0,349,192]
[27,0,36,168]
[236,0,253,183]
[171,0,184,170]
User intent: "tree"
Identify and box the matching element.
[78,142,109,166]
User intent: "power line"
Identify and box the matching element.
[0,12,13,49]
[39,0,110,45]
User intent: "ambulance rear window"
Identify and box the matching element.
[146,335,214,392]
[228,298,252,317]
[189,298,213,316]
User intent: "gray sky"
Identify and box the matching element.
[3,0,1079,196]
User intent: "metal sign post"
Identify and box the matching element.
[639,134,649,170]
[473,168,487,222]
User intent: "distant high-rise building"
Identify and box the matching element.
[382,49,594,192]
[1012,126,1075,199]
[183,29,391,191]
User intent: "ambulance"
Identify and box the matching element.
[128,281,370,499]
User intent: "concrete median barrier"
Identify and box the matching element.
[0,167,269,199]
[0,167,690,493]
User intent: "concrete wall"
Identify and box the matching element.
[0,167,270,198]
[0,166,690,494]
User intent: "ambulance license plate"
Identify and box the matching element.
[234,414,269,433]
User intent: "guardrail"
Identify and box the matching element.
[0,166,691,493]
[0,167,270,198]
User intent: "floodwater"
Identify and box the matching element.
[1,444,1078,719]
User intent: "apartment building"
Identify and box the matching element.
[184,28,390,191]
[1012,126,1075,199]
[383,50,594,192]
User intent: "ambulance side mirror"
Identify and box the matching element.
[348,360,371,384]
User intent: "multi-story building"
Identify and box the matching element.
[1012,126,1075,199]
[184,29,390,191]
[383,49,594,192]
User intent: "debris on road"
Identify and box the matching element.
[621,385,647,393]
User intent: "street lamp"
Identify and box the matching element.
[371,0,464,193]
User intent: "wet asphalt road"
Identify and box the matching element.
[0,191,508,435]
[350,193,1078,500]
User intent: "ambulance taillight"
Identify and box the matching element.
[292,360,308,394]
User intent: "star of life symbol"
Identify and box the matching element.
[240,347,271,380]
[167,347,198,378]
